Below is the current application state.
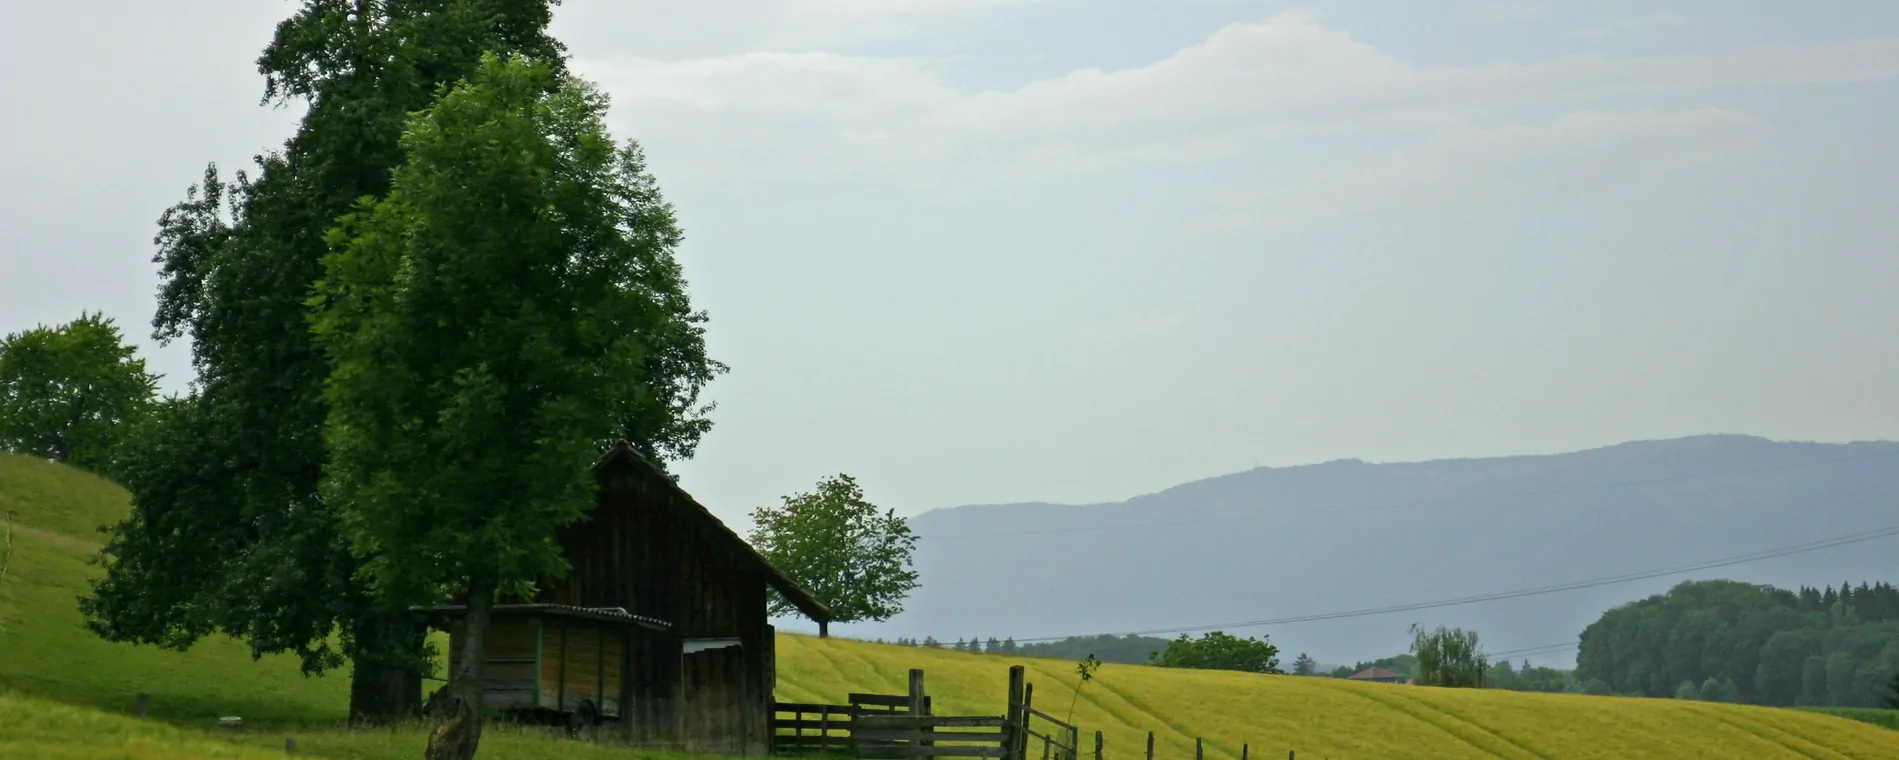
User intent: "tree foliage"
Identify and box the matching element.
[1410,624,1487,688]
[1483,659,1574,693]
[1150,631,1283,674]
[749,474,920,623]
[0,313,157,475]
[311,52,708,760]
[1577,579,1899,707]
[1017,634,1169,665]
[1291,652,1317,676]
[81,0,585,724]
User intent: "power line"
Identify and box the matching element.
[920,450,1899,541]
[1001,520,1899,644]
[1488,642,1578,659]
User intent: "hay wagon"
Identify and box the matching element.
[414,603,670,728]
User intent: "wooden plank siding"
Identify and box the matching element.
[537,620,626,716]
[446,617,544,713]
[531,445,785,755]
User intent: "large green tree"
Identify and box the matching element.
[311,52,705,760]
[749,474,920,623]
[1410,624,1487,688]
[1149,631,1283,674]
[0,312,157,475]
[79,0,721,725]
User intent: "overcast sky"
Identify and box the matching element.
[4,1,1897,528]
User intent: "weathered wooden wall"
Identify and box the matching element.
[538,620,626,716]
[537,451,777,753]
[447,618,541,710]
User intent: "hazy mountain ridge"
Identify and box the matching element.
[832,435,1899,668]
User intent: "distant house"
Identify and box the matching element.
[1346,667,1411,684]
[417,441,833,755]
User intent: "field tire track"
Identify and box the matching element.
[1679,705,1838,760]
[1389,693,1551,760]
[1085,677,1211,758]
[1342,687,1527,760]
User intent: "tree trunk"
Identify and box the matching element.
[348,610,426,726]
[426,575,494,760]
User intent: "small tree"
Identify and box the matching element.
[922,636,941,649]
[1292,653,1317,676]
[999,638,1018,654]
[1150,631,1282,674]
[1885,671,1899,709]
[986,637,1002,653]
[1068,653,1101,722]
[0,312,157,475]
[1674,680,1700,700]
[1409,624,1486,688]
[750,474,919,623]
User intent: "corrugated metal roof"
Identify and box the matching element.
[410,603,671,630]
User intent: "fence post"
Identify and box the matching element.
[1145,732,1154,760]
[910,669,930,755]
[133,693,150,719]
[1242,744,1248,760]
[1195,738,1203,760]
[1095,730,1103,760]
[1006,666,1026,760]
[1024,684,1038,760]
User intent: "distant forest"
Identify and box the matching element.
[885,577,1899,708]
[1578,579,1899,707]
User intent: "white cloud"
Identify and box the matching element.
[1461,3,1552,22]
[1238,108,1772,230]
[792,0,1049,14]
[1572,11,1688,38]
[583,11,1897,174]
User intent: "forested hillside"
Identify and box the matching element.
[1578,579,1899,707]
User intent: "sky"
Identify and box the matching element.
[3,0,1898,530]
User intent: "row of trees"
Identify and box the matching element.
[885,637,1021,652]
[1576,579,1899,707]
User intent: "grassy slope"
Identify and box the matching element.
[0,691,282,760]
[4,452,1898,759]
[1804,708,1899,732]
[0,454,353,725]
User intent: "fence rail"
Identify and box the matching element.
[770,666,1317,760]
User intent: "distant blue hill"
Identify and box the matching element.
[824,435,1899,668]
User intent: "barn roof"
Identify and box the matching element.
[1347,667,1406,681]
[594,440,834,625]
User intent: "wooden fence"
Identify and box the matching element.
[771,667,1032,760]
[771,666,1311,760]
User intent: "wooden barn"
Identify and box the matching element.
[418,441,833,754]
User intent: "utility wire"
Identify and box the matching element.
[1001,520,1899,644]
[921,450,1899,541]
[1487,642,1578,658]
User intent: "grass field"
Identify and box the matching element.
[4,451,1899,759]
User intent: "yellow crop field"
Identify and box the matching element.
[776,634,1899,760]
